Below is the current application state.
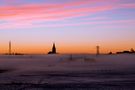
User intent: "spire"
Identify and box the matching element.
[48,43,57,54]
[52,43,56,53]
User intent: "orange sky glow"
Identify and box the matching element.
[0,0,135,54]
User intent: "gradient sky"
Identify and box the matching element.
[0,0,135,54]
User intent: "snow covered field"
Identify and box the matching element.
[0,54,135,89]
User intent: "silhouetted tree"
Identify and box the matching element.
[131,48,135,53]
[108,52,113,55]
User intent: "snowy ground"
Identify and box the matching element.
[0,54,135,89]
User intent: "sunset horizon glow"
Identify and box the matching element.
[0,0,135,54]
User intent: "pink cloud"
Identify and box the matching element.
[0,4,114,23]
[0,18,134,29]
[119,3,135,8]
[0,0,119,19]
[0,0,135,29]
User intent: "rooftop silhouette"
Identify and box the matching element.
[116,48,135,54]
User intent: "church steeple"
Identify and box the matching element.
[48,43,57,54]
[52,43,56,54]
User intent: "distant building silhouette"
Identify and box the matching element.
[48,43,57,54]
[116,48,135,54]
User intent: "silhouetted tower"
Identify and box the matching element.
[9,41,11,55]
[96,45,100,55]
[48,43,57,54]
[52,43,56,54]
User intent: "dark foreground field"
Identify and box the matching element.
[0,54,135,89]
[0,70,135,90]
[0,82,135,90]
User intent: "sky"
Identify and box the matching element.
[0,0,135,54]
